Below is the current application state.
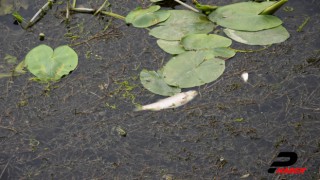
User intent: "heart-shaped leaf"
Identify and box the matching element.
[163,51,226,88]
[125,5,160,24]
[140,69,181,96]
[132,10,170,28]
[25,44,78,82]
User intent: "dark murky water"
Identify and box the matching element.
[0,0,319,179]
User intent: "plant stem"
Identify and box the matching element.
[28,0,53,28]
[94,0,109,16]
[72,0,76,8]
[174,0,199,12]
[70,7,125,20]
[229,46,270,53]
[70,7,95,13]
[297,16,310,32]
[66,1,70,21]
[100,11,125,21]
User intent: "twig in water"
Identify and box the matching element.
[0,126,17,133]
[174,0,199,12]
[70,7,125,20]
[0,158,11,179]
[70,7,95,13]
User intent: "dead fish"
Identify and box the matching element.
[135,90,198,111]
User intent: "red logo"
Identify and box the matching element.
[268,152,307,175]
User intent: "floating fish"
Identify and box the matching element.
[241,72,249,82]
[135,90,198,111]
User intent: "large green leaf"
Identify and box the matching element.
[223,25,290,45]
[131,10,170,28]
[156,39,185,54]
[163,51,226,88]
[208,1,282,31]
[149,10,215,40]
[181,34,232,50]
[140,69,181,96]
[25,44,78,82]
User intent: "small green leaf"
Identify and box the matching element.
[223,25,290,45]
[156,40,185,54]
[25,44,78,82]
[140,69,181,96]
[125,5,160,24]
[132,10,170,28]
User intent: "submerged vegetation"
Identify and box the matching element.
[1,0,290,105]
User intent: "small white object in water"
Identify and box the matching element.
[135,90,198,111]
[241,72,249,82]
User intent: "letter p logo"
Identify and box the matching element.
[268,152,298,173]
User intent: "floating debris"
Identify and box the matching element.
[241,72,249,82]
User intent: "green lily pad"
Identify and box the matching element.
[25,44,78,82]
[208,1,282,31]
[125,5,160,24]
[163,51,226,88]
[156,39,185,54]
[132,10,170,28]
[149,10,215,40]
[140,69,181,96]
[181,34,232,50]
[223,25,290,45]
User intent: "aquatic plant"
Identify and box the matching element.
[125,0,289,96]
[24,44,78,82]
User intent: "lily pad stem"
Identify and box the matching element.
[70,7,125,20]
[72,0,76,8]
[229,46,270,53]
[28,0,53,27]
[174,0,199,13]
[94,0,110,16]
[70,7,95,13]
[100,11,125,21]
